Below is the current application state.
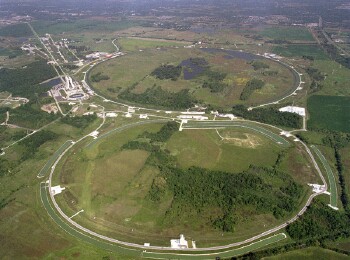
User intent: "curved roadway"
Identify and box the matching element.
[38,40,332,258]
[41,118,328,256]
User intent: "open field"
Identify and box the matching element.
[31,19,141,35]
[307,95,350,133]
[118,37,185,52]
[264,246,349,260]
[89,40,296,109]
[41,181,287,259]
[53,120,315,247]
[259,26,315,42]
[167,128,283,173]
[272,45,328,60]
[313,60,350,96]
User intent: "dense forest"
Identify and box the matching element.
[202,70,228,93]
[240,78,265,100]
[9,102,58,129]
[0,59,57,98]
[20,130,57,160]
[119,85,196,109]
[151,65,182,81]
[122,122,304,232]
[61,114,97,129]
[232,105,303,129]
[90,72,110,82]
[250,60,270,70]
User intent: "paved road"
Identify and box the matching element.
[311,145,338,208]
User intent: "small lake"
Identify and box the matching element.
[41,78,63,87]
[180,59,207,80]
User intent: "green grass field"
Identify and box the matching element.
[89,41,295,109]
[264,246,349,260]
[259,26,314,42]
[167,128,282,173]
[52,120,315,247]
[41,181,288,259]
[272,45,328,60]
[118,37,185,52]
[307,95,350,133]
[31,19,140,35]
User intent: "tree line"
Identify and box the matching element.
[121,122,304,232]
[232,105,303,129]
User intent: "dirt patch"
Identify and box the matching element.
[41,103,58,114]
[220,132,263,148]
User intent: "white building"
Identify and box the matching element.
[279,106,306,117]
[170,234,188,249]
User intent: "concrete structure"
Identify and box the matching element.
[106,112,118,118]
[51,185,65,195]
[177,115,208,120]
[170,234,188,249]
[217,114,236,120]
[279,106,306,117]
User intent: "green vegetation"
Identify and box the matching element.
[286,199,349,240]
[118,38,184,52]
[202,71,228,93]
[9,102,58,129]
[264,247,349,260]
[260,26,314,42]
[61,114,97,129]
[90,72,110,82]
[89,45,295,109]
[322,132,350,214]
[272,45,328,60]
[20,130,57,160]
[307,95,350,133]
[121,122,303,232]
[119,85,196,109]
[0,48,23,58]
[31,19,141,35]
[232,105,303,129]
[240,78,265,100]
[250,60,270,70]
[0,59,57,98]
[0,23,33,37]
[151,64,182,80]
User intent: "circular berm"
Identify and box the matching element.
[88,46,298,110]
[55,121,320,247]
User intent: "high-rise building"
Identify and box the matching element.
[319,16,323,28]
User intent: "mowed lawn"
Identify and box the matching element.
[259,26,314,42]
[272,45,328,60]
[308,95,350,133]
[118,37,184,52]
[264,246,349,260]
[166,128,284,173]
